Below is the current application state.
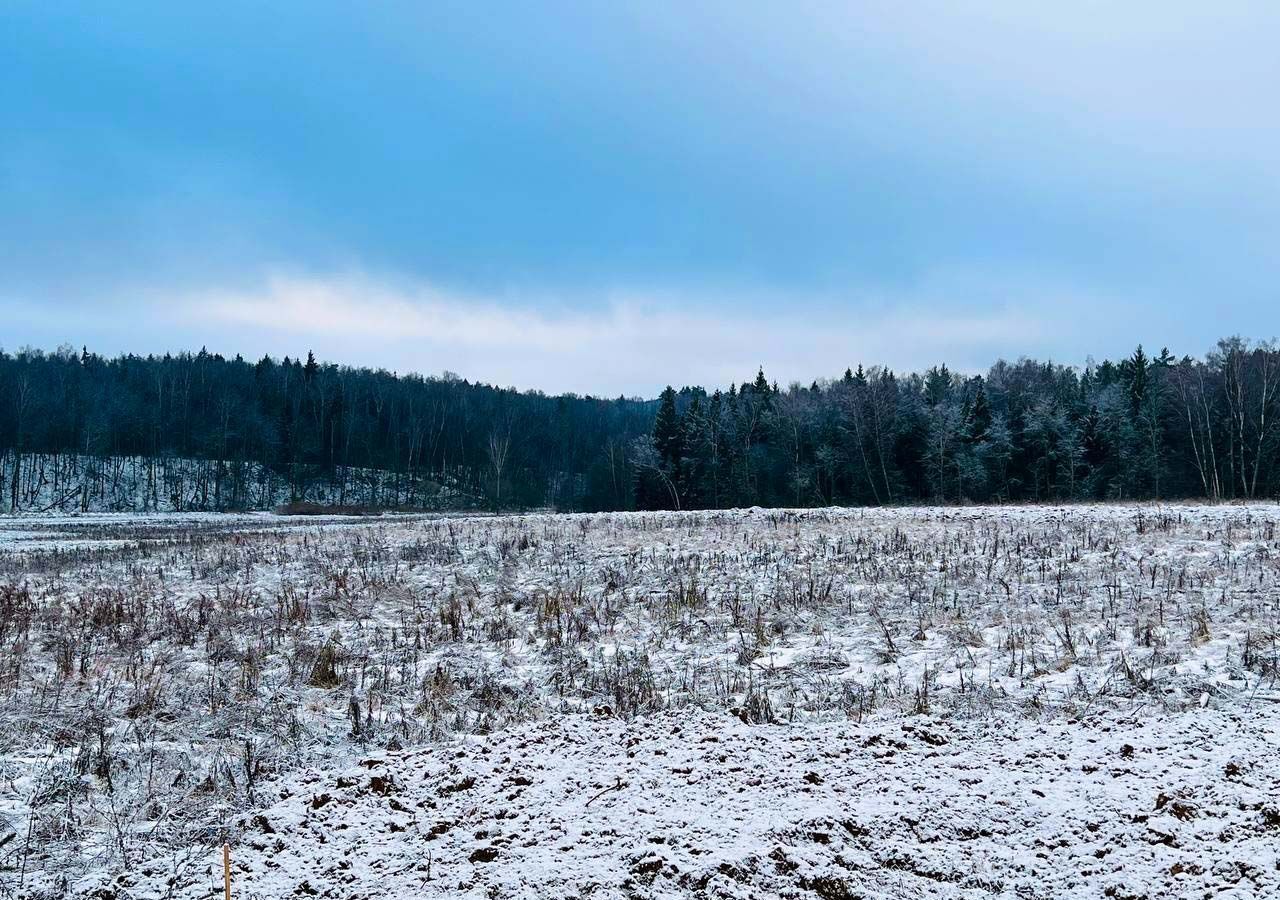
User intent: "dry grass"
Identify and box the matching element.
[0,504,1275,894]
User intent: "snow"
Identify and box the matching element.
[0,452,482,514]
[0,503,1277,898]
[94,706,1280,899]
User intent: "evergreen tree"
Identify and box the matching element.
[653,386,682,468]
[1128,345,1148,417]
[967,380,992,443]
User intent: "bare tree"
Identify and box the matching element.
[487,418,513,509]
[1172,358,1222,499]
[1216,337,1280,498]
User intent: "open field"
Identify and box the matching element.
[0,505,1277,898]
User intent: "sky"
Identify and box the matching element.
[3,1,1278,396]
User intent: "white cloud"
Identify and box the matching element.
[161,269,1090,396]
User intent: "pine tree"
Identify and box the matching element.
[925,365,951,406]
[753,367,770,397]
[1128,345,1148,416]
[967,381,992,443]
[653,386,682,468]
[680,395,705,506]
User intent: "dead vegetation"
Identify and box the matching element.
[0,504,1276,894]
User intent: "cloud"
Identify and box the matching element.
[6,2,1277,377]
[163,269,1083,396]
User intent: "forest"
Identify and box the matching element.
[0,337,1277,512]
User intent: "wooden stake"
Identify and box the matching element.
[223,843,231,900]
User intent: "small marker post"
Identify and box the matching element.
[223,843,231,900]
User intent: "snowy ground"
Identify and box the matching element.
[110,704,1280,900]
[0,504,1277,898]
[0,453,482,514]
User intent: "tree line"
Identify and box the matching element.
[1,338,1277,512]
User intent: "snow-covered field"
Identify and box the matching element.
[0,505,1277,898]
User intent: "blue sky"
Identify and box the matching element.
[3,2,1278,395]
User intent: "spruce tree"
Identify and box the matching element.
[1128,345,1148,416]
[967,381,992,443]
[752,367,771,400]
[653,386,682,468]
